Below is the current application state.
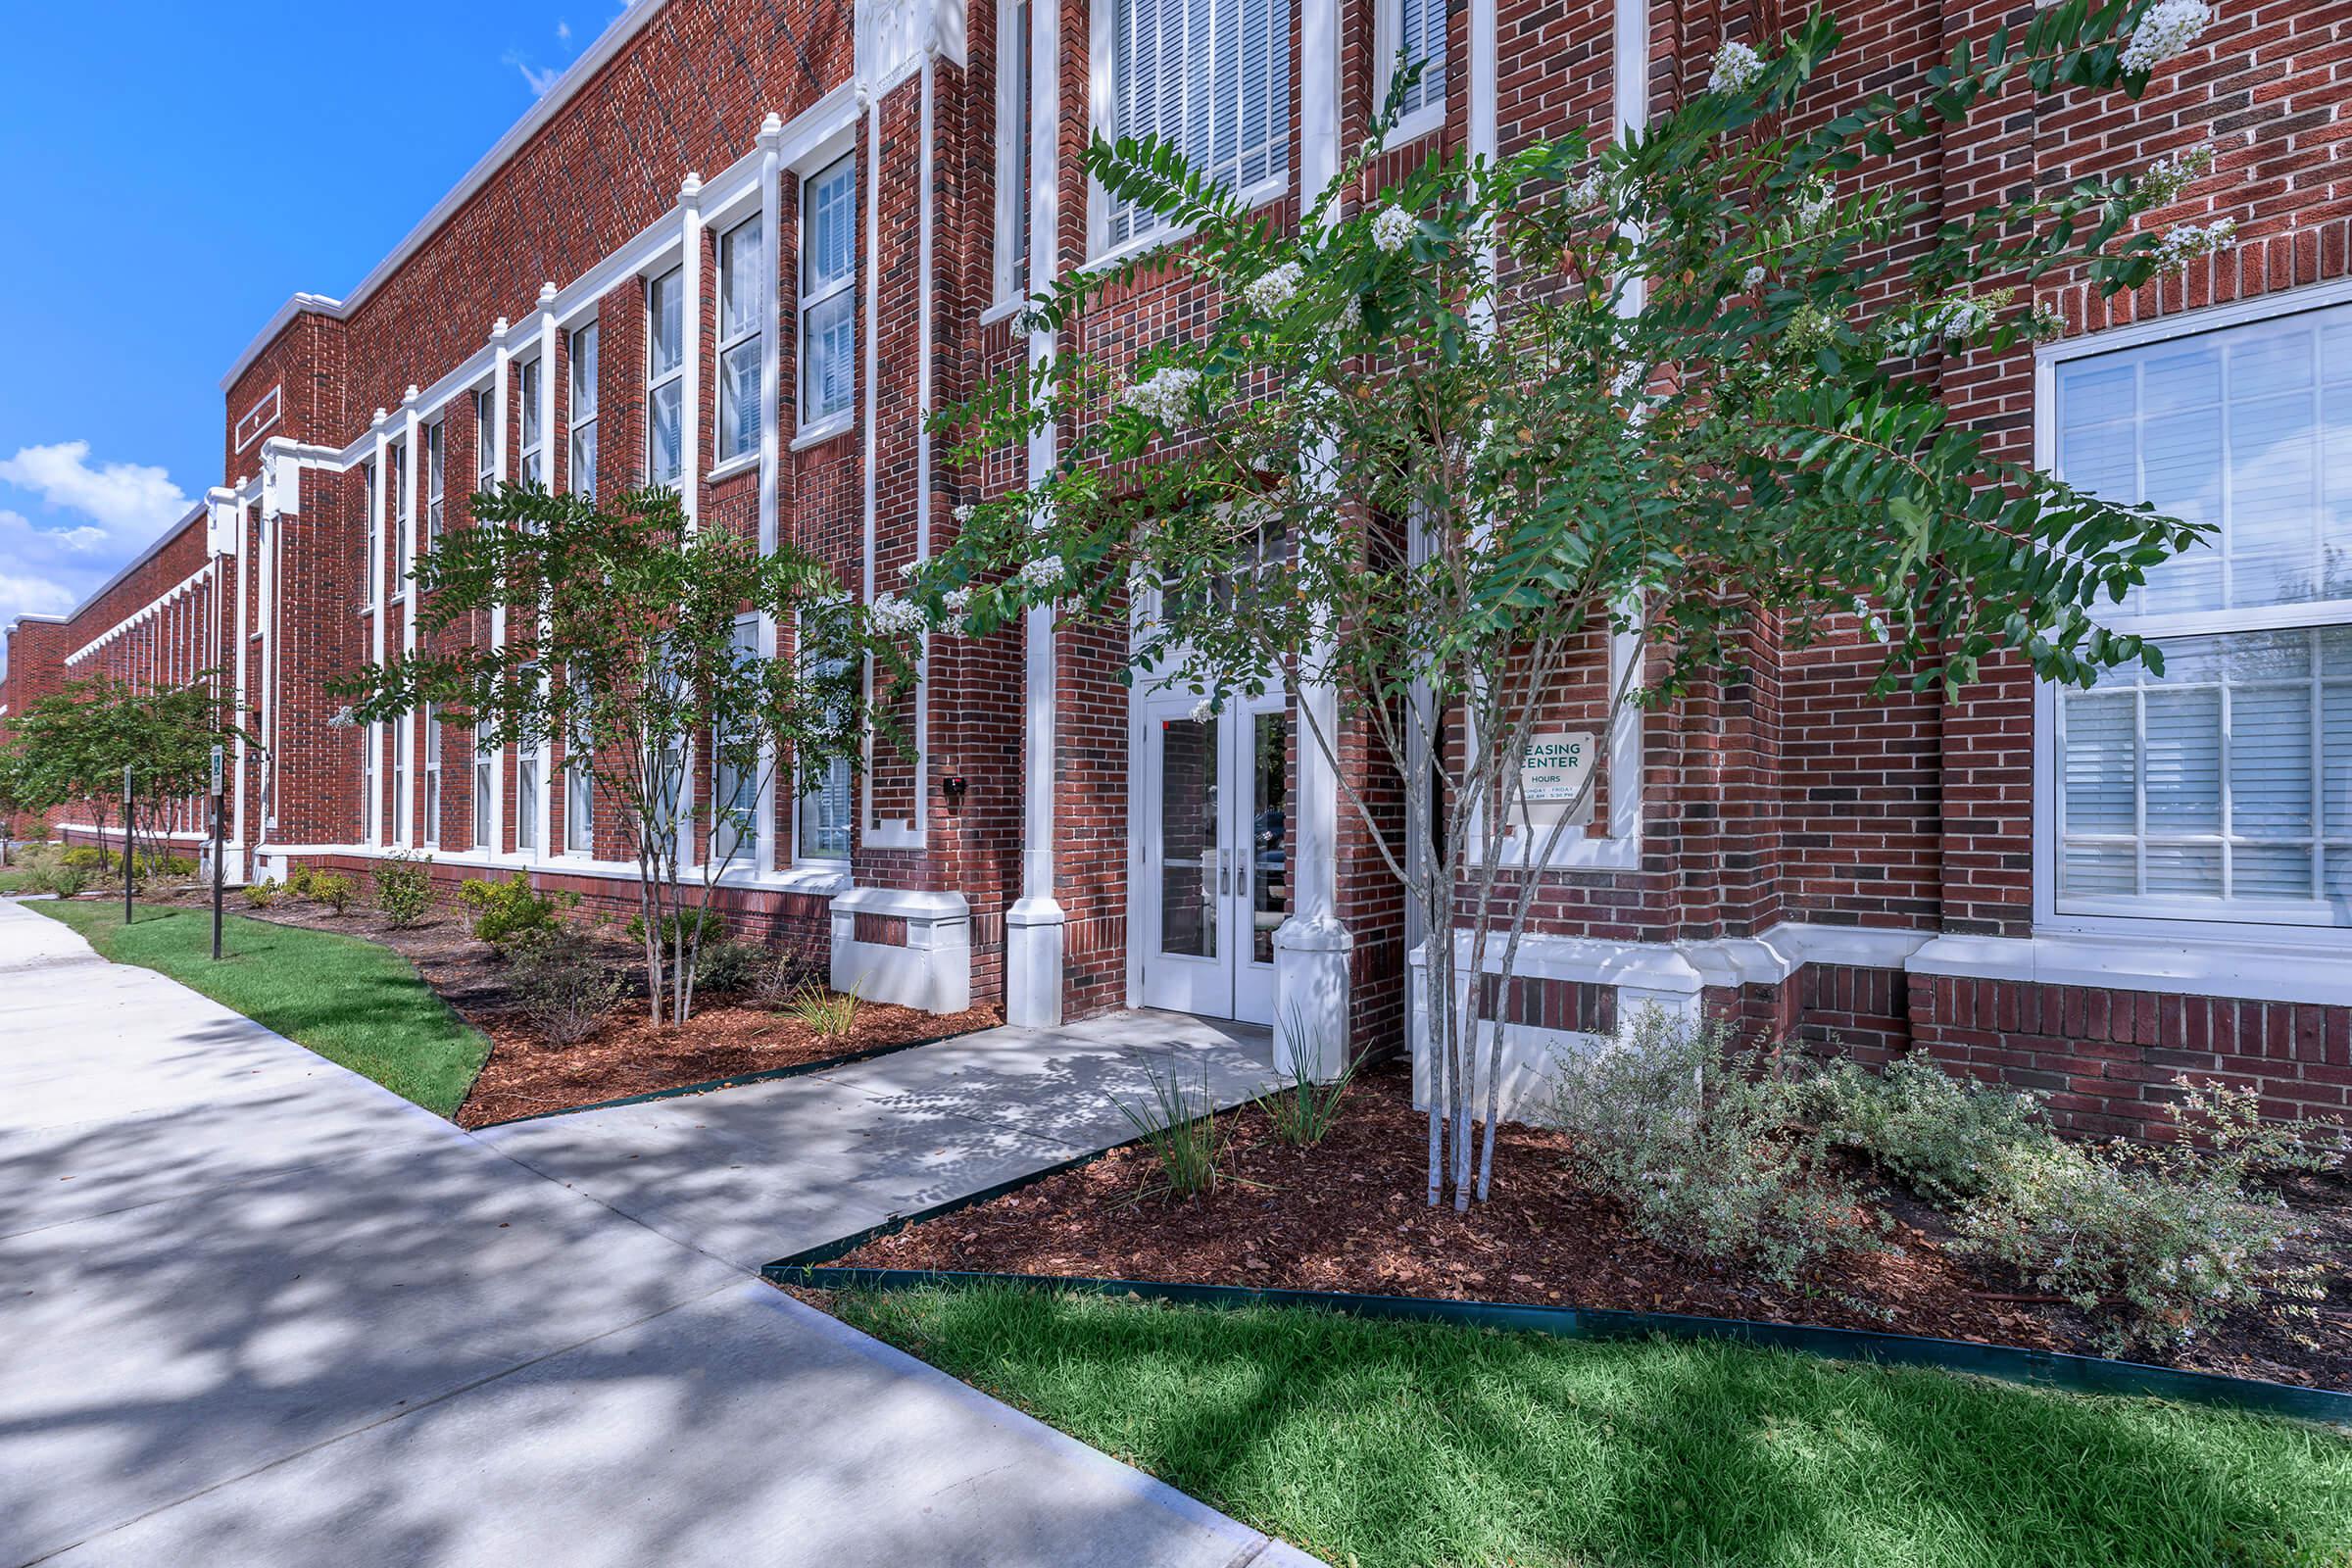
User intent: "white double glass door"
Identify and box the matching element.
[1139,688,1293,1024]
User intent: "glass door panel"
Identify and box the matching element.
[1159,713,1220,959]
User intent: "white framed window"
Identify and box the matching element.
[360,459,379,610]
[995,0,1032,305]
[565,670,595,855]
[515,754,541,853]
[2044,294,2352,933]
[472,737,493,851]
[517,357,545,486]
[648,267,686,485]
[1100,0,1291,251]
[392,711,412,845]
[391,438,412,581]
[801,158,857,429]
[568,321,600,501]
[800,755,852,860]
[1377,0,1446,134]
[717,217,766,464]
[712,617,760,863]
[422,705,442,848]
[425,420,445,542]
[362,722,379,844]
[474,387,498,492]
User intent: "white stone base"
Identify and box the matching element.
[1271,914,1352,1080]
[829,887,971,1015]
[1004,895,1065,1028]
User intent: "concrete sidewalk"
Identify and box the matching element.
[0,899,1305,1567]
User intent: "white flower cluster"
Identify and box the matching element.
[1016,554,1065,594]
[898,560,919,581]
[1707,38,1764,94]
[953,502,976,524]
[1117,366,1200,425]
[1338,294,1362,329]
[868,592,927,636]
[1919,293,1991,342]
[1740,264,1767,289]
[1371,204,1416,253]
[1795,179,1834,227]
[2120,0,2212,74]
[1242,261,1304,315]
[2138,144,2215,205]
[1608,361,1649,400]
[941,586,973,635]
[1566,172,1604,212]
[2155,217,2237,269]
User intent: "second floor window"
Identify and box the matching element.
[361,459,378,606]
[425,420,445,541]
[718,216,765,463]
[648,267,686,485]
[569,321,600,500]
[517,358,545,486]
[391,438,412,576]
[474,387,497,492]
[802,158,857,428]
[1382,0,1446,123]
[1104,0,1291,250]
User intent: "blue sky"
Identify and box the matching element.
[0,1,621,669]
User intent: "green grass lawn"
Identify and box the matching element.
[32,900,491,1117]
[831,1283,2352,1568]
[0,868,39,894]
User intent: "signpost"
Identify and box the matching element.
[211,744,225,960]
[122,763,134,927]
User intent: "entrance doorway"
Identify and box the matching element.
[1137,688,1292,1024]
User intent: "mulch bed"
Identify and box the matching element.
[136,883,999,1129]
[834,1059,2352,1391]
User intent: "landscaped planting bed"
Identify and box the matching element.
[129,882,995,1126]
[829,1059,2352,1390]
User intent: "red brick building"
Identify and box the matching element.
[5,0,2348,1136]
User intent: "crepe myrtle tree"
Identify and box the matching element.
[0,673,245,876]
[342,482,918,1026]
[910,0,2230,1207]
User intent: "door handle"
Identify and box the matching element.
[1218,847,1230,896]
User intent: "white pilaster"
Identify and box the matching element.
[398,388,422,848]
[678,174,705,528]
[488,317,512,857]
[368,410,390,848]
[1004,0,1065,1027]
[756,111,785,877]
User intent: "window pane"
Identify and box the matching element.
[801,756,852,858]
[571,323,599,419]
[719,339,762,461]
[721,217,762,341]
[650,379,683,484]
[516,759,540,852]
[1109,0,1292,246]
[804,290,855,424]
[806,161,856,295]
[518,361,542,452]
[570,421,599,500]
[649,269,684,377]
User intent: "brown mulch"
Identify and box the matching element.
[137,883,1001,1130]
[835,1059,2352,1391]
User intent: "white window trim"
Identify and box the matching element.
[647,266,687,486]
[1085,0,1295,264]
[993,0,1031,306]
[799,155,858,432]
[515,355,547,487]
[359,459,378,617]
[390,436,413,585]
[422,706,442,849]
[715,215,766,466]
[425,419,445,542]
[568,320,600,501]
[2032,278,2352,948]
[234,385,282,453]
[473,387,498,493]
[1374,0,1447,149]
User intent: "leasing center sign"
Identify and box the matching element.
[1521,732,1595,807]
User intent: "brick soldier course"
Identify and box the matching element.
[6,0,2349,1137]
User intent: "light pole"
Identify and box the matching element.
[122,763,134,926]
[210,744,225,960]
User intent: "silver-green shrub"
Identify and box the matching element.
[1803,1053,2049,1203]
[1544,1010,1882,1288]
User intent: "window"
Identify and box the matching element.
[422,705,441,848]
[1103,0,1290,250]
[717,217,765,463]
[474,387,498,491]
[801,158,857,428]
[565,670,594,854]
[361,460,378,608]
[362,722,379,844]
[712,619,760,863]
[1381,0,1446,125]
[391,438,412,581]
[425,420,445,541]
[995,0,1032,302]
[2050,300,2352,928]
[648,267,686,484]
[472,736,493,851]
[515,754,541,853]
[517,357,545,486]
[392,711,412,844]
[568,322,600,500]
[800,756,852,859]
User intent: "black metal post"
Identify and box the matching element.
[122,764,134,927]
[211,746,225,961]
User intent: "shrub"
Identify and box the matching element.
[625,906,729,949]
[752,950,817,1007]
[458,873,577,947]
[242,878,281,908]
[692,936,765,998]
[41,859,90,899]
[374,852,434,927]
[1544,1011,1881,1288]
[1264,1011,1357,1147]
[1116,1057,1232,1200]
[284,863,318,899]
[507,929,624,1047]
[308,871,358,915]
[1803,1053,2051,1203]
[1955,1079,2345,1354]
[788,982,860,1038]
[63,847,117,873]
[151,855,196,879]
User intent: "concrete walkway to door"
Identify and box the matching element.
[0,898,1301,1568]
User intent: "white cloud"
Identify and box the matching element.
[503,48,563,96]
[0,572,75,617]
[557,20,572,41]
[0,441,191,544]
